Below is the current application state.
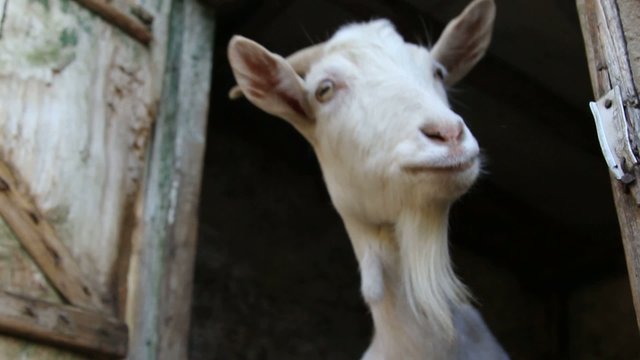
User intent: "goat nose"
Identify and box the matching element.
[420,121,464,144]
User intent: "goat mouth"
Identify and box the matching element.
[403,157,477,174]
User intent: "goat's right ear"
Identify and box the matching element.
[228,36,314,134]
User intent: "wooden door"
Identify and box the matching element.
[0,0,213,358]
[577,0,640,332]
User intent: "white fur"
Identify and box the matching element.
[228,1,507,358]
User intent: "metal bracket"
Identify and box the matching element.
[590,86,638,188]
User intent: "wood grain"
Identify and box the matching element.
[0,0,162,310]
[0,160,104,312]
[577,0,640,331]
[0,0,175,356]
[155,1,213,357]
[0,290,127,358]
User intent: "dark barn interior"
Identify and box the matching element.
[190,0,640,359]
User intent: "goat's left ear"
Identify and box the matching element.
[431,0,496,86]
[228,36,314,135]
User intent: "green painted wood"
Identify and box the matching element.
[127,0,214,358]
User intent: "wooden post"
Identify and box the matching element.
[577,0,640,331]
[125,0,214,359]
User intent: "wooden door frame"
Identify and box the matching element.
[577,0,640,331]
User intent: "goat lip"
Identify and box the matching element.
[403,158,477,174]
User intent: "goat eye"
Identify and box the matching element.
[315,79,336,103]
[434,67,445,81]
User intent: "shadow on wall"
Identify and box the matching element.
[191,131,371,359]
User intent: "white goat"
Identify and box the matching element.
[228,0,508,358]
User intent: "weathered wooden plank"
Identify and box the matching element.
[616,0,640,94]
[0,160,104,311]
[0,0,164,312]
[0,290,127,358]
[577,0,640,330]
[155,1,213,357]
[126,0,214,358]
[0,217,61,303]
[0,0,189,357]
[0,333,86,359]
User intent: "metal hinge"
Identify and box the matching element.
[590,85,640,202]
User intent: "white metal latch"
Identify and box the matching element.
[590,85,638,185]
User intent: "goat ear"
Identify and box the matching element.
[228,36,313,134]
[431,0,495,86]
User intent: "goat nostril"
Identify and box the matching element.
[420,123,463,143]
[421,128,447,142]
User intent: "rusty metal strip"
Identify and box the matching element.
[72,0,152,45]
